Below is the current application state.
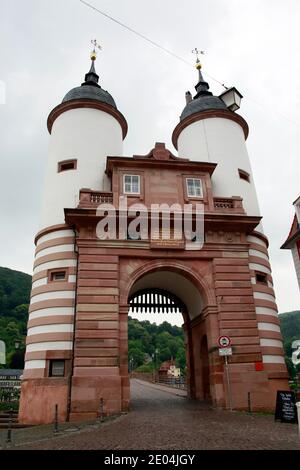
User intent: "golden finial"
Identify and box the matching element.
[192,48,205,70]
[90,39,102,61]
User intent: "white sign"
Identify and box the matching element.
[218,336,231,348]
[0,341,6,365]
[219,347,232,356]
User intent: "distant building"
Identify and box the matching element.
[281,195,300,290]
[0,369,23,399]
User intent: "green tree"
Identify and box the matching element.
[285,356,296,379]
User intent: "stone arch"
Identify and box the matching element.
[123,259,217,402]
[122,259,216,315]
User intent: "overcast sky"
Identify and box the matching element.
[0,0,299,324]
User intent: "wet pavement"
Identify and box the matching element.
[1,379,300,450]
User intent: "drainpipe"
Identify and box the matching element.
[67,226,79,421]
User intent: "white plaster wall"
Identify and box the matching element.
[247,235,267,248]
[249,249,269,261]
[30,290,75,304]
[27,324,74,336]
[35,244,74,259]
[37,230,75,246]
[257,323,281,333]
[249,263,271,275]
[260,338,283,348]
[177,117,262,225]
[253,292,275,302]
[262,355,285,364]
[40,107,123,229]
[29,307,74,320]
[31,278,48,289]
[24,360,46,370]
[255,306,278,317]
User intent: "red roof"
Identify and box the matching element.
[159,360,175,371]
[281,214,300,249]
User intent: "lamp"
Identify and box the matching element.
[14,340,21,350]
[219,87,243,112]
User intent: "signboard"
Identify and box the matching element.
[218,336,231,348]
[219,347,232,356]
[275,391,298,424]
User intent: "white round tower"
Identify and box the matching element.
[172,65,261,222]
[19,52,127,424]
[41,55,127,229]
[172,61,286,387]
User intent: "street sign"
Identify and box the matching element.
[219,347,232,356]
[218,335,231,348]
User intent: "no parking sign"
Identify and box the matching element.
[218,336,231,348]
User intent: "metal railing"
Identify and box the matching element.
[156,376,187,390]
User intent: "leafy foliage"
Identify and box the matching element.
[128,317,185,372]
[0,267,30,367]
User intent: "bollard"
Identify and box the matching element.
[54,404,59,434]
[248,392,252,414]
[99,397,104,422]
[296,402,300,436]
[6,409,13,444]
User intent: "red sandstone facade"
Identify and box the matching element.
[19,143,289,424]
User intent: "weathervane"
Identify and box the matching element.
[192,48,205,70]
[90,39,102,61]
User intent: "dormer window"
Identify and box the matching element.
[58,159,77,173]
[238,169,250,183]
[186,178,203,198]
[124,175,140,195]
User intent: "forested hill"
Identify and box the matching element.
[128,316,186,371]
[0,267,31,318]
[0,267,31,363]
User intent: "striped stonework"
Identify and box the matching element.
[68,245,122,421]
[247,232,286,378]
[19,225,77,423]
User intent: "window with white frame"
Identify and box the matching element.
[186,178,203,198]
[124,175,140,195]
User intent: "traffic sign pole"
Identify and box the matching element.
[224,355,233,411]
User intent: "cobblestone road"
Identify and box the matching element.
[7,379,300,450]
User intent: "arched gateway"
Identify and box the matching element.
[19,51,288,425]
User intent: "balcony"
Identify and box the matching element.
[78,190,244,215]
[213,197,244,214]
[78,189,113,208]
